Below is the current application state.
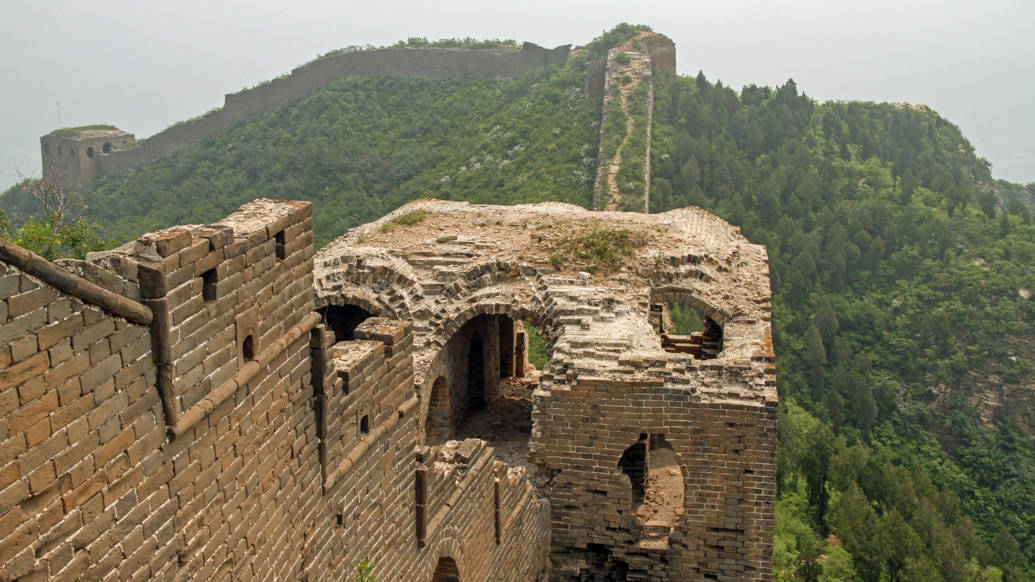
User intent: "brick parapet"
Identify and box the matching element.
[2,199,551,581]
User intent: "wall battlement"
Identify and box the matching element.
[0,199,551,581]
[41,43,571,190]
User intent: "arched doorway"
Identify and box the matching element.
[431,556,459,582]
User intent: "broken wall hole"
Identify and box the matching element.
[320,304,375,342]
[617,434,686,546]
[650,300,723,358]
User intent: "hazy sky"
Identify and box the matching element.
[2,0,1033,191]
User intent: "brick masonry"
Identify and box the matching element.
[315,199,777,581]
[0,199,550,581]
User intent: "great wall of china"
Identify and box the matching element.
[6,34,778,581]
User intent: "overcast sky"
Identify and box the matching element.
[2,0,1033,191]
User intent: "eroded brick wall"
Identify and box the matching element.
[535,381,776,582]
[0,261,155,581]
[1,200,551,581]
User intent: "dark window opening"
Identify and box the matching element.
[242,335,255,361]
[320,304,374,342]
[202,268,218,302]
[57,145,62,155]
[431,557,460,582]
[653,301,723,358]
[86,146,94,158]
[275,230,286,260]
[360,415,370,434]
[102,142,112,154]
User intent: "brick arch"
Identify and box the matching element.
[314,254,421,322]
[416,301,556,436]
[314,288,405,322]
[428,535,464,580]
[431,300,557,350]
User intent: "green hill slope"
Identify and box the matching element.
[78,64,597,247]
[649,72,1034,581]
[2,25,1033,581]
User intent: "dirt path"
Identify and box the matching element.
[598,39,653,213]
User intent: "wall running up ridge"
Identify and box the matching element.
[41,43,571,189]
[592,32,675,213]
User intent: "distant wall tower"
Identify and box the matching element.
[40,126,134,190]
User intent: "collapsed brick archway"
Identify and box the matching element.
[422,312,544,468]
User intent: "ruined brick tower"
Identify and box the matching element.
[316,200,777,581]
[39,127,134,191]
[0,198,775,581]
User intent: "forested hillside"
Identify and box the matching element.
[2,25,1033,581]
[649,72,1035,581]
[1,45,601,248]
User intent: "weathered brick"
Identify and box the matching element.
[37,316,84,351]
[0,351,49,392]
[8,287,57,319]
[9,389,58,433]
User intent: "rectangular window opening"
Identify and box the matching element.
[275,230,286,261]
[202,268,218,302]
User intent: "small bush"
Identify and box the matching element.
[559,225,647,272]
[381,209,427,231]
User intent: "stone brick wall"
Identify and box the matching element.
[315,200,778,581]
[0,258,155,581]
[536,383,776,581]
[1,199,551,581]
[49,43,570,189]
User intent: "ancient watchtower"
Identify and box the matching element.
[315,199,777,581]
[39,126,134,190]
